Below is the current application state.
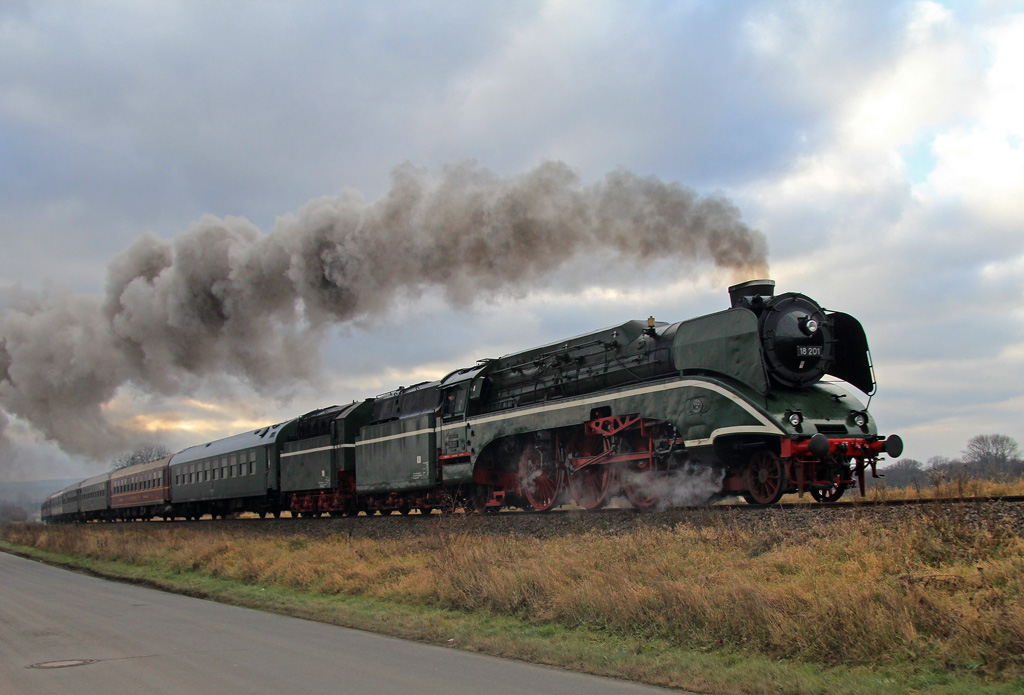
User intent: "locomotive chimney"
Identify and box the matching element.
[728,279,776,309]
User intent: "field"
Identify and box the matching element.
[3,500,1024,695]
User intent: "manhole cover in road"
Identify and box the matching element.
[28,659,97,669]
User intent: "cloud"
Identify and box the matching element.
[3,1,1024,480]
[733,1,1024,464]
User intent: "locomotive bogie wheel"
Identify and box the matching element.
[743,451,787,505]
[622,468,660,509]
[568,465,611,509]
[618,440,661,509]
[462,485,487,514]
[810,482,846,503]
[519,444,561,512]
[566,434,611,509]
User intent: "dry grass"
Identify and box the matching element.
[775,476,1024,505]
[4,504,1023,685]
[864,476,1024,501]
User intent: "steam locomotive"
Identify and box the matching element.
[41,280,902,522]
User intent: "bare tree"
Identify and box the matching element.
[111,444,172,470]
[960,434,1022,480]
[879,458,928,489]
[963,434,1019,465]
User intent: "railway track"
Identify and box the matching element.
[173,494,1024,542]
[719,494,1024,509]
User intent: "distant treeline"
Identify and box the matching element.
[0,500,29,523]
[880,433,1023,488]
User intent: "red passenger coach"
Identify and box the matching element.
[110,455,172,520]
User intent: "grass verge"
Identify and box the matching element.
[3,505,1023,695]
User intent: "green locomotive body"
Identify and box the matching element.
[43,280,902,522]
[331,278,900,512]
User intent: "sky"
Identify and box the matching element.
[1,0,1022,482]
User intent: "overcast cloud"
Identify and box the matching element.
[1,0,1022,481]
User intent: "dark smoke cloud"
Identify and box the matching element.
[0,161,768,459]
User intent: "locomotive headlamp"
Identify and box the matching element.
[800,317,819,335]
[852,412,868,428]
[786,411,803,427]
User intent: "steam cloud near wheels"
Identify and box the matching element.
[0,161,768,459]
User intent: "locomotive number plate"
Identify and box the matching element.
[797,346,822,357]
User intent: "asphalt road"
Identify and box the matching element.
[0,551,688,695]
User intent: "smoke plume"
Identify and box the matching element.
[0,161,768,458]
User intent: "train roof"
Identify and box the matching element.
[297,400,369,422]
[170,420,297,466]
[440,363,489,386]
[334,400,371,419]
[81,471,111,487]
[492,319,663,368]
[110,455,173,481]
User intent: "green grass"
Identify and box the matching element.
[3,505,1023,695]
